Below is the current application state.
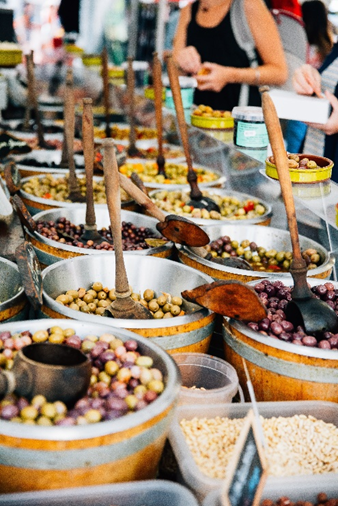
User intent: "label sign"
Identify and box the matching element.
[0,133,31,159]
[221,410,268,506]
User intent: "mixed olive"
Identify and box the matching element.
[192,104,232,119]
[270,153,328,170]
[119,161,219,185]
[151,191,267,221]
[18,157,85,169]
[55,284,185,319]
[94,124,157,140]
[21,174,131,204]
[206,236,322,272]
[261,493,338,506]
[0,328,165,425]
[36,218,160,251]
[134,145,185,160]
[247,280,338,349]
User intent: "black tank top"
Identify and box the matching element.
[187,0,261,110]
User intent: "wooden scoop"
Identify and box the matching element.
[182,280,267,322]
[79,98,105,244]
[64,69,86,203]
[102,47,111,139]
[152,52,166,177]
[166,55,220,213]
[103,138,153,319]
[119,171,209,247]
[261,86,338,334]
[126,57,141,158]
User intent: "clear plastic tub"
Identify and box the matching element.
[168,401,338,502]
[172,353,241,405]
[0,480,199,506]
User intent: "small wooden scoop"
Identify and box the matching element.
[261,86,338,334]
[64,69,86,203]
[79,98,105,244]
[119,171,209,247]
[152,52,166,177]
[126,57,141,158]
[182,280,267,322]
[103,138,153,319]
[166,55,220,213]
[102,47,111,139]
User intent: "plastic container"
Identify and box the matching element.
[172,353,241,405]
[163,76,197,109]
[232,106,269,149]
[168,401,338,502]
[265,153,333,184]
[0,480,199,506]
[121,60,149,87]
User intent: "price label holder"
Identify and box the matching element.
[221,409,268,506]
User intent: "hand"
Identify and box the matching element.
[292,64,322,98]
[307,90,338,136]
[196,62,231,92]
[176,46,201,75]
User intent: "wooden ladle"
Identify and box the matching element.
[64,68,86,203]
[152,52,166,177]
[102,47,111,139]
[166,55,220,213]
[79,98,105,244]
[260,86,338,334]
[126,57,141,158]
[103,138,153,319]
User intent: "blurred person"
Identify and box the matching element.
[267,0,302,17]
[172,0,288,110]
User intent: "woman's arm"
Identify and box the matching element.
[172,4,202,75]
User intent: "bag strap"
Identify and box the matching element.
[230,0,259,106]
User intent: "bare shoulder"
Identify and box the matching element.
[179,3,193,25]
[243,0,271,19]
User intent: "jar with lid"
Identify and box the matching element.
[232,106,268,149]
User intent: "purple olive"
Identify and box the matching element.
[259,318,270,332]
[0,331,11,341]
[125,339,138,352]
[247,322,259,332]
[65,335,82,349]
[254,283,265,293]
[329,335,338,347]
[318,340,331,349]
[279,332,292,341]
[302,335,317,347]
[99,350,116,363]
[281,320,294,332]
[270,322,283,335]
[1,403,19,420]
[292,339,303,346]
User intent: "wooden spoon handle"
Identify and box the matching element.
[64,69,78,192]
[26,52,44,146]
[119,172,166,222]
[153,52,164,158]
[102,47,111,138]
[260,87,303,264]
[127,57,136,149]
[103,139,130,295]
[82,98,96,228]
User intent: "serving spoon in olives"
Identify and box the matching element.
[166,55,221,214]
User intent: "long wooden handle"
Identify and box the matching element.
[103,139,130,295]
[127,57,136,149]
[64,69,78,193]
[119,172,166,222]
[82,98,96,228]
[26,52,45,146]
[102,47,111,138]
[260,87,302,263]
[153,52,163,158]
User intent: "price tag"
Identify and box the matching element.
[221,409,268,506]
[0,133,31,159]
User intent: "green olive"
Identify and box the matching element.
[153,310,164,319]
[275,251,285,263]
[171,296,183,306]
[157,295,167,306]
[83,294,94,304]
[92,282,103,292]
[171,305,181,316]
[148,300,159,312]
[97,291,107,300]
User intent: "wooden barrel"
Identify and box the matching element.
[223,318,338,402]
[0,319,180,493]
[40,254,216,355]
[0,258,29,323]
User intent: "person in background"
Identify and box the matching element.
[172,0,287,111]
[267,0,302,17]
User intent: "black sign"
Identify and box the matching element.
[0,133,31,159]
[222,410,267,506]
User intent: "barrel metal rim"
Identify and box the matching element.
[0,319,181,440]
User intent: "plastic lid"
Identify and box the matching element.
[231,106,264,121]
[162,75,197,88]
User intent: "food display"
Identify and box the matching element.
[54,284,185,319]
[191,105,234,133]
[179,414,338,478]
[192,104,232,119]
[129,144,185,160]
[266,153,333,183]
[206,236,322,272]
[0,42,22,66]
[246,280,338,349]
[21,174,130,204]
[0,327,164,425]
[151,190,268,222]
[261,494,338,506]
[94,124,157,141]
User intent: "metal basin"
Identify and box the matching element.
[0,257,28,322]
[224,278,338,402]
[41,254,216,354]
[177,224,334,281]
[18,174,136,215]
[0,318,180,492]
[149,188,272,226]
[27,208,174,267]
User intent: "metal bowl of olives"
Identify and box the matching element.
[26,207,174,267]
[149,188,272,226]
[18,173,136,215]
[0,257,29,323]
[0,318,181,491]
[40,254,216,354]
[265,153,333,184]
[176,224,334,282]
